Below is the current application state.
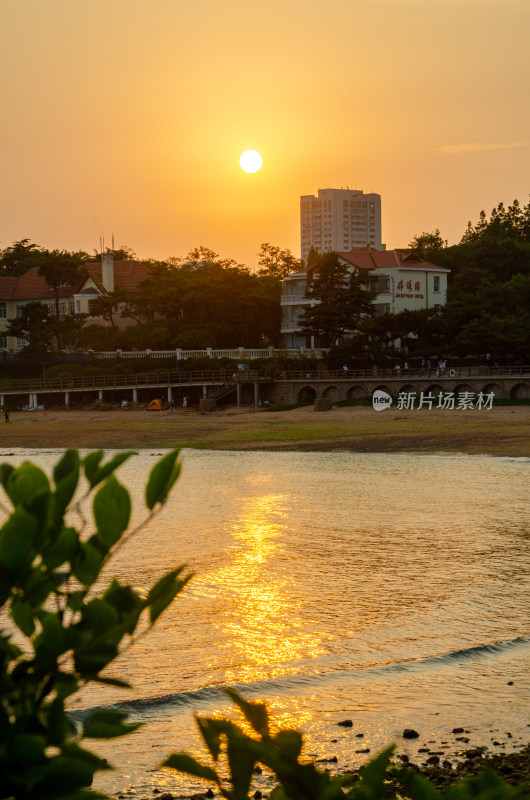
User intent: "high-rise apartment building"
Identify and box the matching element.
[300,188,384,263]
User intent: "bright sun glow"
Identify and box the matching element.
[239,150,263,173]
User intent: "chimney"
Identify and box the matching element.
[101,251,114,292]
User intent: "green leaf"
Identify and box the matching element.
[227,734,257,800]
[31,755,97,796]
[34,612,73,663]
[11,733,47,765]
[72,539,104,586]
[355,745,395,800]
[146,567,191,624]
[92,675,131,689]
[83,450,104,487]
[145,449,181,509]
[43,526,79,569]
[51,449,80,524]
[54,448,80,485]
[6,462,50,514]
[79,597,119,637]
[93,476,131,549]
[103,580,144,633]
[24,564,55,606]
[10,596,35,636]
[46,696,68,745]
[84,450,136,489]
[0,508,39,578]
[82,709,140,739]
[272,729,303,761]
[162,752,220,784]
[224,688,270,737]
[196,715,223,761]
[0,462,14,493]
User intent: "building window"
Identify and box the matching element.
[0,335,7,349]
[58,301,66,316]
[16,306,24,318]
[75,300,81,313]
[0,303,6,319]
[433,276,440,292]
[69,301,75,314]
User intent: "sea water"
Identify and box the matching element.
[1,448,528,796]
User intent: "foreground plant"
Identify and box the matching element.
[163,689,526,800]
[0,448,190,800]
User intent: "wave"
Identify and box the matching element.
[70,635,529,721]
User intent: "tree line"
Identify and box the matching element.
[0,243,300,354]
[1,197,530,364]
[304,198,530,366]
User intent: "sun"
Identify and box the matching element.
[239,150,263,173]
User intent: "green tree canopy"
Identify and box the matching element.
[299,252,374,347]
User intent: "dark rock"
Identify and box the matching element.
[316,756,338,763]
[253,792,262,800]
[442,760,453,769]
[492,741,503,746]
[403,729,420,739]
[330,739,337,743]
[507,732,513,738]
[456,737,470,743]
[355,733,364,738]
[426,755,440,765]
[452,728,465,734]
[507,681,514,685]
[465,748,484,759]
[206,791,215,798]
[355,748,370,754]
[159,794,174,800]
[418,748,430,753]
[398,754,409,762]
[253,766,263,775]
[337,719,353,727]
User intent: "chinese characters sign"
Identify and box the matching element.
[372,390,494,411]
[395,279,424,299]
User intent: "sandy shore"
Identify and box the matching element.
[0,403,528,456]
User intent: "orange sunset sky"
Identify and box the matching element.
[1,0,529,268]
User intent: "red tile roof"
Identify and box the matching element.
[0,260,151,303]
[337,246,449,272]
[84,260,151,293]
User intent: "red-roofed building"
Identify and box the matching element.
[0,253,150,351]
[281,247,449,348]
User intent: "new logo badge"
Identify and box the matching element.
[372,390,393,411]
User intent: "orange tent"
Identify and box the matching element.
[146,398,168,411]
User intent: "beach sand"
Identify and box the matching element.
[0,403,528,456]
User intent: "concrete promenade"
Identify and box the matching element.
[0,365,529,408]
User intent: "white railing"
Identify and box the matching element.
[93,348,330,360]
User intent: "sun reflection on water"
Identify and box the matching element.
[202,493,324,684]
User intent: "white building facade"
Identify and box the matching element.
[300,188,384,263]
[281,247,449,349]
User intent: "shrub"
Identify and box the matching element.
[163,690,526,800]
[0,448,189,799]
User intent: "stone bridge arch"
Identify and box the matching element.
[347,384,367,400]
[454,382,475,395]
[397,383,417,396]
[373,383,394,397]
[297,385,317,404]
[482,382,505,399]
[426,383,445,397]
[511,382,530,399]
[322,384,342,402]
